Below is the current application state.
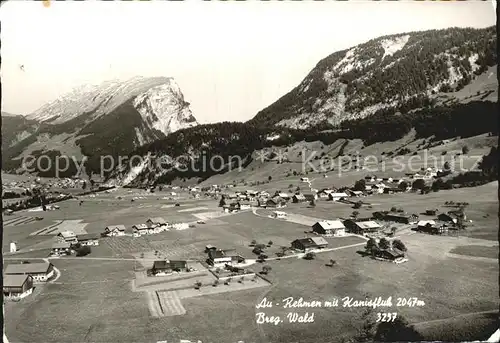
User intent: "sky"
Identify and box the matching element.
[0,1,496,124]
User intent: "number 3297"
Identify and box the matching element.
[376,312,397,322]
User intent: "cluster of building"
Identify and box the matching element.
[102,217,190,238]
[3,262,55,299]
[50,230,100,256]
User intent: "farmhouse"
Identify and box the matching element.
[417,221,447,235]
[207,249,244,266]
[312,220,346,237]
[132,224,150,236]
[304,193,318,202]
[344,220,382,235]
[51,241,71,255]
[5,262,54,282]
[437,212,460,224]
[277,192,291,201]
[76,233,100,246]
[383,213,419,224]
[266,198,286,208]
[151,260,189,275]
[272,211,287,219]
[104,225,126,236]
[238,201,252,210]
[375,248,405,261]
[328,192,349,201]
[3,275,34,299]
[146,217,168,228]
[292,194,307,203]
[57,230,78,244]
[291,237,328,252]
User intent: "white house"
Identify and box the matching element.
[10,241,17,253]
[76,233,100,246]
[312,220,346,237]
[328,192,349,201]
[104,225,126,236]
[5,262,55,282]
[132,224,150,236]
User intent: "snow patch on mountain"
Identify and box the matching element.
[380,35,410,59]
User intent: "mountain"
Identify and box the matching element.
[250,26,496,129]
[2,76,198,177]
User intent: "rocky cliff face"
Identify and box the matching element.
[3,77,199,177]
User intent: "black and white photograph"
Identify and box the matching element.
[1,1,498,342]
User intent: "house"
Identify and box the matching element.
[51,241,71,255]
[304,193,318,202]
[291,237,328,252]
[383,187,404,194]
[272,211,287,219]
[328,192,349,201]
[312,220,346,237]
[375,248,405,261]
[57,230,78,244]
[238,201,252,210]
[223,202,240,213]
[258,191,270,197]
[437,212,460,224]
[132,224,150,236]
[292,194,307,203]
[425,209,438,216]
[266,198,286,208]
[346,190,364,197]
[365,183,386,194]
[151,260,188,275]
[146,217,168,228]
[383,213,419,224]
[207,249,234,266]
[344,220,382,235]
[300,177,310,182]
[5,262,54,282]
[257,197,269,207]
[3,274,34,299]
[277,193,291,201]
[104,225,126,236]
[417,221,447,235]
[76,233,100,246]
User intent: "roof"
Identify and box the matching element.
[52,241,71,249]
[310,237,329,246]
[381,248,405,258]
[385,212,416,219]
[273,211,287,215]
[417,220,436,227]
[278,193,291,197]
[58,230,76,238]
[133,224,149,230]
[106,225,126,231]
[293,237,328,248]
[76,233,100,241]
[208,249,227,259]
[313,220,345,230]
[3,274,31,288]
[328,192,349,198]
[148,217,167,224]
[5,262,51,275]
[293,194,306,199]
[355,221,382,229]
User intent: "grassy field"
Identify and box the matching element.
[3,178,498,342]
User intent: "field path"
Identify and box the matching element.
[445,252,498,263]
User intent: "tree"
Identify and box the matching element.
[268,176,272,181]
[352,211,360,219]
[353,201,362,209]
[391,227,397,236]
[82,181,87,190]
[309,199,316,207]
[304,252,316,260]
[218,196,226,207]
[379,238,390,250]
[390,206,397,212]
[267,240,273,246]
[412,179,426,190]
[213,280,219,287]
[462,145,469,154]
[329,259,337,267]
[76,245,91,257]
[443,161,451,171]
[354,179,366,191]
[365,238,379,255]
[261,265,272,274]
[398,181,409,190]
[392,239,407,252]
[250,239,257,246]
[194,281,202,289]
